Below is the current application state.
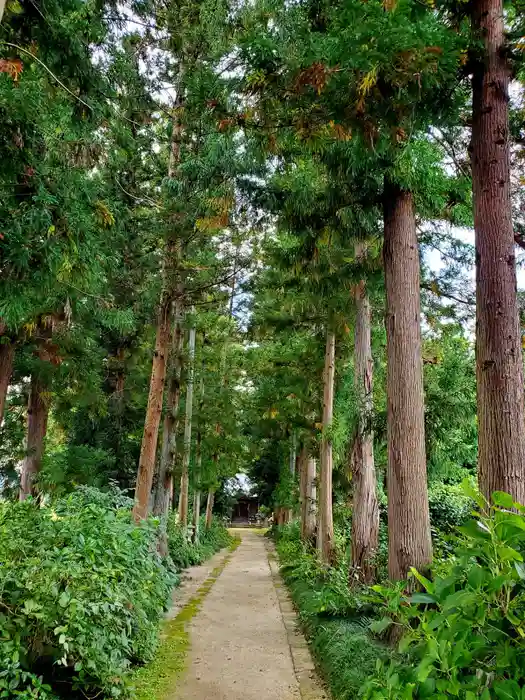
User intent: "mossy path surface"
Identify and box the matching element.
[134,530,326,700]
[132,541,239,700]
[172,529,326,700]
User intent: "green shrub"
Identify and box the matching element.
[0,487,175,699]
[275,522,386,698]
[166,515,232,570]
[361,490,525,699]
[39,445,117,496]
[428,482,473,533]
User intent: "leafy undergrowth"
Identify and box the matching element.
[131,537,240,700]
[277,488,525,700]
[0,487,233,700]
[167,516,234,570]
[274,523,387,699]
[361,490,525,699]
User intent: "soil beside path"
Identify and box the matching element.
[172,529,323,700]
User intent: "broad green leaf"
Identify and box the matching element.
[409,568,434,593]
[492,491,516,509]
[410,593,436,604]
[370,616,393,634]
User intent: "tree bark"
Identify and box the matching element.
[134,86,184,522]
[471,0,525,504]
[350,248,379,585]
[19,375,49,500]
[305,456,317,541]
[0,338,15,425]
[384,181,432,580]
[133,296,171,521]
[192,375,205,543]
[205,488,214,529]
[317,330,335,563]
[178,321,196,528]
[285,431,297,522]
[152,304,184,516]
[300,448,317,542]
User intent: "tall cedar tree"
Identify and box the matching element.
[471,0,525,502]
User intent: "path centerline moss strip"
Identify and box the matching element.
[132,537,241,700]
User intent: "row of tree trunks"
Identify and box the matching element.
[383,181,432,580]
[317,329,335,564]
[178,320,196,528]
[19,374,49,500]
[471,0,525,504]
[132,295,172,522]
[152,302,184,516]
[350,243,379,585]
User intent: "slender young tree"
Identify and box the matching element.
[384,180,432,580]
[471,0,525,503]
[317,329,335,563]
[179,320,197,528]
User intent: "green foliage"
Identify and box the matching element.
[423,328,477,483]
[428,482,473,533]
[166,516,233,570]
[0,488,174,699]
[39,445,117,495]
[275,523,387,699]
[361,493,525,699]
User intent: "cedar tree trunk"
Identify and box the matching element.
[20,375,49,500]
[471,0,525,504]
[205,488,214,529]
[317,330,335,563]
[350,248,379,584]
[300,448,317,542]
[384,181,432,580]
[133,296,171,521]
[153,305,184,516]
[192,375,205,542]
[178,322,196,528]
[0,338,14,424]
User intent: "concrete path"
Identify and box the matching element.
[173,530,326,700]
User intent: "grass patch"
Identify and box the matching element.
[132,537,241,700]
